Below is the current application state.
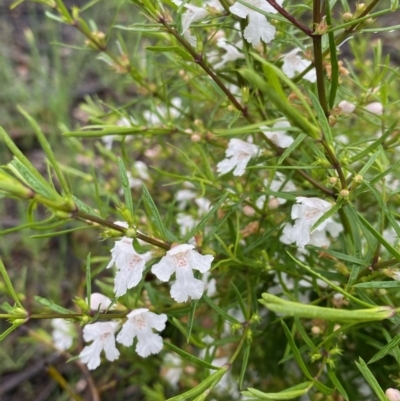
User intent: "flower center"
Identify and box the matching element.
[173,252,189,268]
[132,315,146,328]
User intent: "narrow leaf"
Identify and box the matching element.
[0,260,24,309]
[142,185,168,240]
[118,157,135,220]
[355,358,387,401]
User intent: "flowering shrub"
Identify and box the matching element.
[1,0,400,399]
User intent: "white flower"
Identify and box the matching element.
[280,217,342,249]
[143,97,182,125]
[213,39,244,69]
[125,161,150,190]
[288,197,333,248]
[256,173,296,210]
[176,213,197,236]
[261,119,294,148]
[116,308,167,357]
[162,353,183,388]
[282,48,316,83]
[217,138,259,176]
[101,116,136,150]
[173,1,222,46]
[386,388,400,401]
[79,322,120,370]
[364,101,383,115]
[202,271,217,297]
[107,236,153,297]
[195,197,211,215]
[151,244,214,302]
[338,100,356,114]
[89,293,113,312]
[51,318,74,351]
[229,0,282,46]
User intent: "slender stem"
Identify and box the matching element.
[264,0,313,37]
[346,0,383,34]
[157,16,250,119]
[229,326,250,364]
[312,0,329,116]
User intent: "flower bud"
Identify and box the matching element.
[342,12,353,22]
[338,100,356,114]
[88,293,113,312]
[365,102,383,115]
[386,388,400,401]
[329,176,338,185]
[340,189,350,198]
[353,174,363,183]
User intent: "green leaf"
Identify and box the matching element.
[72,196,101,217]
[310,199,343,233]
[369,333,400,364]
[350,121,395,163]
[186,300,198,343]
[86,253,92,309]
[357,211,400,260]
[64,126,171,138]
[146,46,192,61]
[277,133,307,165]
[353,281,400,288]
[34,296,74,314]
[231,282,248,320]
[308,91,333,146]
[182,192,229,242]
[118,157,135,221]
[327,367,349,401]
[0,323,25,342]
[9,159,58,200]
[203,294,240,324]
[18,107,71,196]
[355,358,388,401]
[0,260,24,309]
[163,341,220,370]
[239,341,251,390]
[261,293,392,322]
[244,381,313,400]
[281,320,313,380]
[142,185,169,241]
[166,367,228,401]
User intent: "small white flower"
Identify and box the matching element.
[195,197,211,215]
[116,308,167,357]
[213,39,244,69]
[364,101,383,115]
[282,48,316,83]
[176,213,197,236]
[124,161,150,190]
[101,116,136,150]
[89,293,113,312]
[217,138,259,176]
[256,173,296,209]
[144,97,183,125]
[338,100,356,114]
[173,1,222,46]
[162,353,183,388]
[288,197,333,248]
[229,0,282,46]
[107,236,153,297]
[51,319,74,351]
[386,388,400,401]
[261,119,294,148]
[151,244,214,302]
[202,271,217,297]
[79,322,120,370]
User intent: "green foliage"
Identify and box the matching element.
[0,0,400,400]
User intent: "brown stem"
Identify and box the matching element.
[157,16,250,119]
[264,0,313,37]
